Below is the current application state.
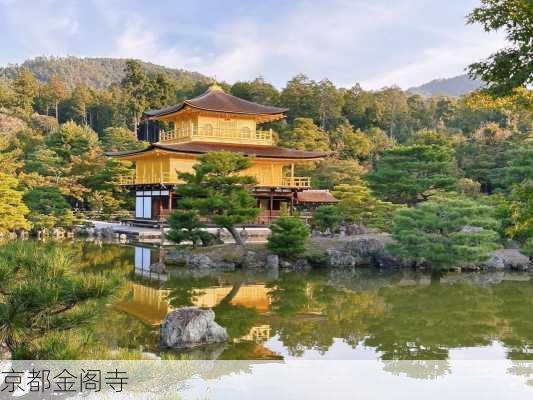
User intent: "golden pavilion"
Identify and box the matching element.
[109,84,333,224]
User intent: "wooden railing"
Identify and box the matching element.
[159,127,274,145]
[118,172,178,185]
[281,176,311,188]
[119,173,311,188]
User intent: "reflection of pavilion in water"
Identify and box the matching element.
[115,281,273,342]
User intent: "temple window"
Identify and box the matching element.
[203,124,213,136]
[240,127,251,139]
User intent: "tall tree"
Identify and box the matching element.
[99,127,144,152]
[40,74,67,120]
[317,79,344,130]
[121,60,151,133]
[279,74,319,122]
[279,118,330,151]
[342,85,379,130]
[467,0,533,96]
[330,122,373,160]
[230,77,280,105]
[11,68,38,117]
[309,158,364,190]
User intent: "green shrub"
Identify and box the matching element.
[388,193,501,270]
[311,205,342,233]
[267,216,310,259]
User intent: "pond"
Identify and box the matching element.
[76,241,533,363]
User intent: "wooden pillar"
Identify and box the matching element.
[291,163,295,187]
[159,193,163,221]
[290,190,295,215]
[269,190,274,223]
[168,191,173,213]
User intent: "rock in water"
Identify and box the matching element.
[488,249,531,271]
[149,261,166,274]
[160,307,228,349]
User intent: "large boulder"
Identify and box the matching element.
[325,249,357,268]
[487,249,531,271]
[186,254,235,271]
[345,224,371,236]
[242,250,265,269]
[165,249,190,265]
[160,307,228,349]
[341,234,411,268]
[266,254,280,270]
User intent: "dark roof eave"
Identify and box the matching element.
[143,104,288,119]
[107,143,330,160]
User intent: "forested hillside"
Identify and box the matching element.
[408,74,484,97]
[0,56,208,90]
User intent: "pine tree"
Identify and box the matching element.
[166,210,214,247]
[267,216,310,259]
[23,186,74,230]
[11,68,38,117]
[100,127,144,152]
[388,194,501,269]
[367,144,459,204]
[0,241,119,357]
[171,151,260,245]
[311,205,342,233]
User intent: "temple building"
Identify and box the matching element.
[109,83,333,224]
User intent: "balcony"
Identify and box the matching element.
[118,172,178,186]
[159,127,274,145]
[281,176,311,188]
[118,173,311,188]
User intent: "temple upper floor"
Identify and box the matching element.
[143,83,287,146]
[158,114,275,145]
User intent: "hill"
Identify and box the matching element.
[408,74,484,97]
[0,56,208,90]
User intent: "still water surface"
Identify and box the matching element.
[79,242,533,362]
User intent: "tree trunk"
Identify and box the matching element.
[55,102,59,121]
[430,269,443,285]
[227,226,245,245]
[219,282,243,305]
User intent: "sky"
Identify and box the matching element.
[0,0,507,90]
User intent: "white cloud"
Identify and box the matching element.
[360,30,508,90]
[0,0,509,89]
[0,1,80,60]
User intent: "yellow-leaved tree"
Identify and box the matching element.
[0,172,30,234]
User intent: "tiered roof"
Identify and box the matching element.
[144,84,287,119]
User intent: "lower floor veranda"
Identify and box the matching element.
[127,185,336,226]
